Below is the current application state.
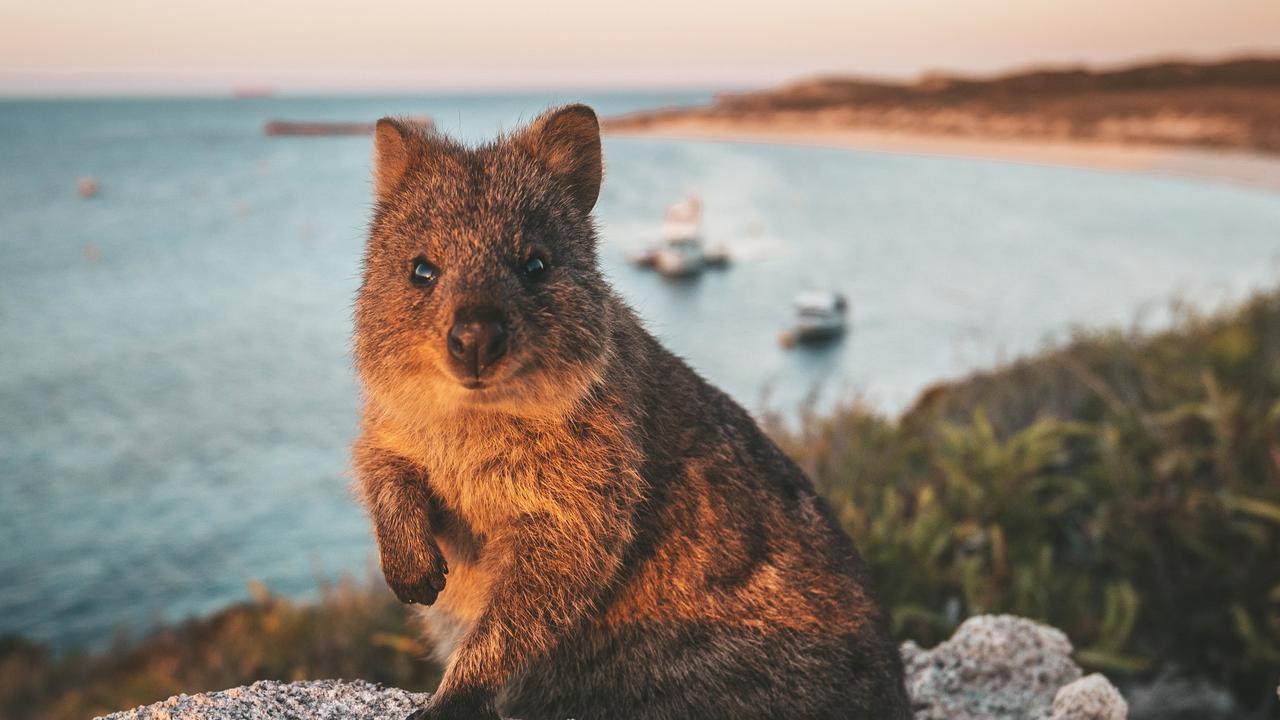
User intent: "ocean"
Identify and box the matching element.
[2,92,1279,650]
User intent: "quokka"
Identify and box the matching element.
[353,104,910,720]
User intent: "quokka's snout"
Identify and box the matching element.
[446,303,509,384]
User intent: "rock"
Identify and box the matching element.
[98,615,1129,720]
[902,615,1129,719]
[1050,674,1128,720]
[98,679,428,720]
[903,614,1087,719]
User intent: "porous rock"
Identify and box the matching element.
[1050,674,1128,720]
[98,679,428,720]
[902,614,1120,720]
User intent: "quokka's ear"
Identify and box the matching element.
[517,104,603,215]
[373,117,414,198]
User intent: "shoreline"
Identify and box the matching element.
[605,119,1280,194]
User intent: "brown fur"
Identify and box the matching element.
[353,105,909,719]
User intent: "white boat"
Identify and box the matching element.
[653,198,706,277]
[632,197,729,278]
[783,290,849,346]
[652,236,706,278]
[661,197,702,243]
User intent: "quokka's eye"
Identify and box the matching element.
[522,255,548,282]
[410,258,439,286]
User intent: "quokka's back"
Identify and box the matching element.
[352,104,909,720]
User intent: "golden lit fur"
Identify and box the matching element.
[352,105,909,720]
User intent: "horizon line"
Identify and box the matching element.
[2,49,1275,100]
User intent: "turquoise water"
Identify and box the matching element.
[2,94,1279,650]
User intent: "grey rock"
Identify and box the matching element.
[97,679,429,720]
[903,614,1086,719]
[98,615,1129,720]
[1050,674,1128,720]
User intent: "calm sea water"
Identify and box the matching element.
[2,93,1279,650]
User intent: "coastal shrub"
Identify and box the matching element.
[778,289,1280,707]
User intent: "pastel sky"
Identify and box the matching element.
[2,0,1278,94]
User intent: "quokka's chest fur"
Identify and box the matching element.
[371,404,644,658]
[370,403,639,540]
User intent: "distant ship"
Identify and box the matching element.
[232,86,274,99]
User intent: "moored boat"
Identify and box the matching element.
[781,290,849,347]
[631,197,730,278]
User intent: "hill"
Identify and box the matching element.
[607,57,1280,153]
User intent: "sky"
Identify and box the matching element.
[2,0,1279,95]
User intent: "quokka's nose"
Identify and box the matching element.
[447,306,508,379]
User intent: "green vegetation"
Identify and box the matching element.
[6,289,1280,719]
[776,289,1280,706]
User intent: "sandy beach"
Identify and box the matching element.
[606,118,1280,194]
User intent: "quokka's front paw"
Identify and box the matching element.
[382,545,448,606]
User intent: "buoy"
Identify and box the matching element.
[77,177,100,198]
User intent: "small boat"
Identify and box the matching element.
[632,197,730,278]
[781,290,849,347]
[264,116,433,137]
[652,237,705,278]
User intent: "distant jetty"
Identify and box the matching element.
[264,117,433,137]
[232,87,274,100]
